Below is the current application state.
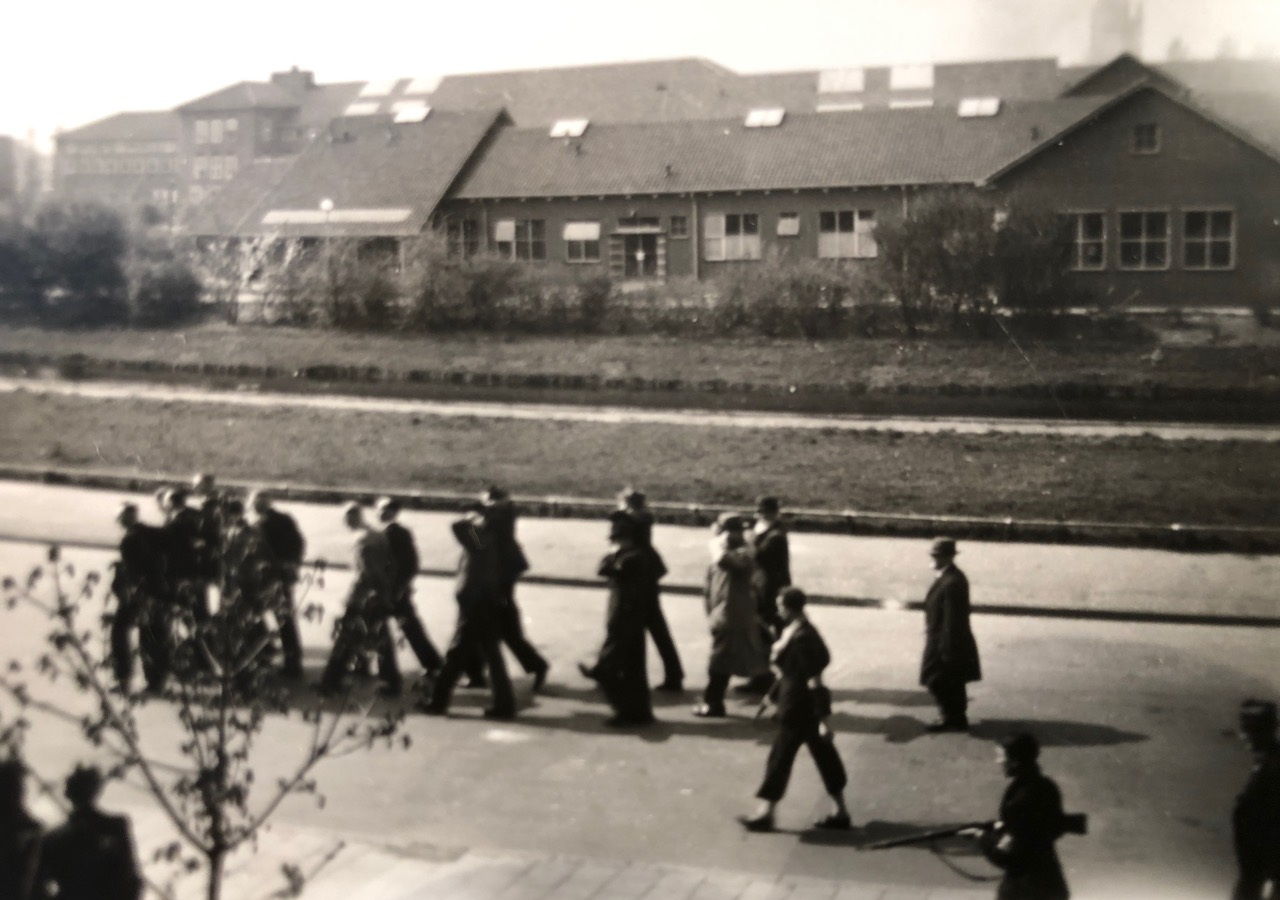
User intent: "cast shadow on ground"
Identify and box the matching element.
[830,688,937,708]
[798,820,994,857]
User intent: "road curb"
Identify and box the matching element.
[1,462,1277,555]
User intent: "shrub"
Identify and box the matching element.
[30,202,130,326]
[129,258,204,327]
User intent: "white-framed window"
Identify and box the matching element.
[670,215,689,239]
[890,64,934,90]
[703,213,761,261]
[446,219,480,258]
[563,221,601,262]
[818,67,865,93]
[208,156,224,180]
[495,219,546,260]
[818,210,877,259]
[776,213,800,237]
[1069,212,1106,271]
[1183,209,1234,270]
[1118,210,1170,270]
[1132,123,1160,154]
[225,118,238,137]
[194,120,209,144]
[210,119,224,145]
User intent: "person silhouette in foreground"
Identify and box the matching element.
[0,758,42,900]
[1231,699,1280,900]
[37,765,141,900]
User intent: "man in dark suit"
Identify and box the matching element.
[1232,699,1280,900]
[110,502,172,694]
[36,765,141,900]
[191,473,225,600]
[740,587,850,832]
[619,488,682,692]
[979,733,1071,900]
[483,487,550,691]
[581,510,657,727]
[0,759,42,900]
[420,503,516,719]
[160,487,210,624]
[920,537,981,733]
[250,490,306,679]
[320,503,401,697]
[739,495,790,695]
[376,497,443,675]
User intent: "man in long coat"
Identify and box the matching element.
[36,765,141,900]
[1232,699,1280,899]
[110,503,172,694]
[420,504,516,719]
[740,587,851,833]
[619,488,682,692]
[920,537,981,733]
[694,514,769,718]
[319,503,401,697]
[483,488,550,690]
[250,491,306,679]
[979,733,1071,900]
[376,497,443,675]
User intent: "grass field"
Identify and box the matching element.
[1,390,1272,528]
[1,320,1278,392]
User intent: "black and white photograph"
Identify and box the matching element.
[0,1,1278,898]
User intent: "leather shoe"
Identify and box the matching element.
[925,719,969,733]
[532,664,550,692]
[577,662,598,682]
[655,680,684,693]
[813,813,852,830]
[737,813,774,833]
[482,707,516,721]
[417,702,448,716]
[692,703,726,718]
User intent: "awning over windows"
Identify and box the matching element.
[563,221,600,241]
[493,219,516,242]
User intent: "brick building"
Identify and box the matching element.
[53,111,181,222]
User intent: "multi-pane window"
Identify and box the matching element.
[818,210,877,258]
[210,119,224,145]
[563,221,601,262]
[1132,123,1160,154]
[225,118,238,138]
[194,120,209,144]
[703,213,761,261]
[1118,211,1170,270]
[1069,212,1106,271]
[670,215,689,239]
[446,219,480,259]
[208,156,224,180]
[494,219,546,260]
[1183,210,1234,270]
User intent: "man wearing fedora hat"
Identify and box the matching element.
[920,538,981,733]
[1232,699,1280,899]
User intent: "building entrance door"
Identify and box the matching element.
[624,233,659,278]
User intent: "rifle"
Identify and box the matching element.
[864,813,1088,851]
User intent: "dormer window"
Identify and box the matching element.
[1132,123,1161,154]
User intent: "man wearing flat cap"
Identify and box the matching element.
[37,765,141,900]
[919,538,981,733]
[1232,699,1280,899]
[320,503,401,697]
[694,513,770,718]
[582,510,656,726]
[618,487,683,692]
[376,497,443,676]
[110,502,172,694]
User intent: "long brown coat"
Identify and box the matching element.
[705,545,768,677]
[920,563,982,686]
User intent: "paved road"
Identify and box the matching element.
[1,532,1275,899]
[0,480,1275,622]
[4,375,1278,442]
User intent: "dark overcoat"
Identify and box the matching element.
[595,546,652,681]
[256,509,306,585]
[0,807,42,900]
[981,769,1070,900]
[919,563,982,687]
[37,809,141,900]
[383,521,421,596]
[1233,746,1280,887]
[771,617,831,726]
[451,518,502,634]
[751,522,791,609]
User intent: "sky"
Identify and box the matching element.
[4,0,1278,149]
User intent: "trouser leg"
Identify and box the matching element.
[806,729,848,796]
[645,601,683,684]
[756,722,807,802]
[110,599,137,691]
[139,603,171,689]
[481,635,515,715]
[1230,864,1266,900]
[275,585,304,677]
[320,608,364,691]
[929,674,968,724]
[394,592,442,671]
[703,670,730,711]
[498,592,547,675]
[425,632,468,711]
[373,616,402,691]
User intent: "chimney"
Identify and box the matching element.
[271,66,316,94]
